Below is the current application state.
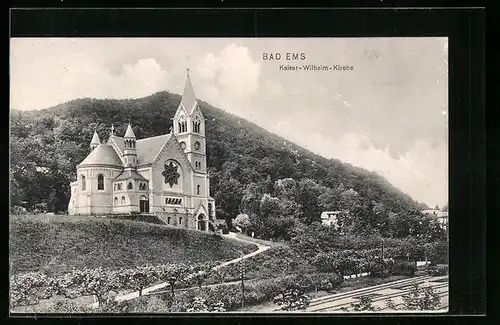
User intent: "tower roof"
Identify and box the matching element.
[124,123,136,138]
[78,144,122,167]
[180,69,198,113]
[90,131,101,145]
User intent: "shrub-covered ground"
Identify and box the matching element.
[10,214,257,276]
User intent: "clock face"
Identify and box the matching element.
[180,141,186,150]
[194,141,200,150]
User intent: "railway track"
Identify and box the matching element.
[307,275,448,312]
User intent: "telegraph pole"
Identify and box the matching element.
[381,240,384,260]
[240,251,245,309]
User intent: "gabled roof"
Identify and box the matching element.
[108,135,124,155]
[180,72,198,113]
[107,131,192,167]
[114,169,148,181]
[136,134,171,165]
[78,144,122,167]
[193,202,208,217]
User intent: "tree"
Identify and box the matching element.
[317,188,340,212]
[233,214,251,234]
[158,263,193,300]
[340,296,380,312]
[274,178,298,201]
[297,179,327,224]
[186,296,226,312]
[273,285,311,311]
[212,175,244,228]
[387,283,441,311]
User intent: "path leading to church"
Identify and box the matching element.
[113,232,270,303]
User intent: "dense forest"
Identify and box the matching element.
[10,91,435,240]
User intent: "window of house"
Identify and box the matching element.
[81,175,86,191]
[121,196,125,205]
[114,197,118,205]
[97,174,104,190]
[128,182,133,190]
[208,203,213,216]
[167,217,171,224]
[197,185,200,195]
[179,217,183,225]
[117,183,122,190]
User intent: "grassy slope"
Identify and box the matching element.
[9,214,257,275]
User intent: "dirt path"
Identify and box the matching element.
[113,232,270,303]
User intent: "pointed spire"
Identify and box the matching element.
[90,130,100,150]
[181,68,198,113]
[124,123,136,138]
[91,130,100,145]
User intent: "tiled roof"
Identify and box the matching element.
[114,169,148,181]
[108,132,172,165]
[79,144,122,167]
[136,134,171,165]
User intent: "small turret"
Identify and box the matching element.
[123,123,137,167]
[90,131,100,151]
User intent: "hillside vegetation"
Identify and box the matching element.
[9,214,257,275]
[10,91,432,240]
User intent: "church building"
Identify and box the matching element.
[68,71,216,232]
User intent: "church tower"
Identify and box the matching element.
[123,123,137,167]
[173,69,207,174]
[90,130,100,151]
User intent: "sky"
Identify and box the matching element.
[10,38,448,208]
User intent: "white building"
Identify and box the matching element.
[320,211,341,228]
[422,209,448,229]
[67,71,216,231]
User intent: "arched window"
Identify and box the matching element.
[179,217,183,225]
[81,175,86,191]
[114,197,118,205]
[121,196,125,205]
[97,174,104,190]
[197,185,200,195]
[128,182,133,190]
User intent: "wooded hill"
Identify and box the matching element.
[10,91,431,238]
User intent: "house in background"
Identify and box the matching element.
[320,211,341,229]
[422,209,448,229]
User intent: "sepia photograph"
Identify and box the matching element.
[9,37,449,314]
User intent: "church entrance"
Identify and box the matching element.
[197,214,207,231]
[139,196,149,213]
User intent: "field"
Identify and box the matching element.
[9,214,257,276]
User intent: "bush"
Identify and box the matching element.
[425,264,448,276]
[219,224,229,235]
[390,261,416,276]
[367,259,391,278]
